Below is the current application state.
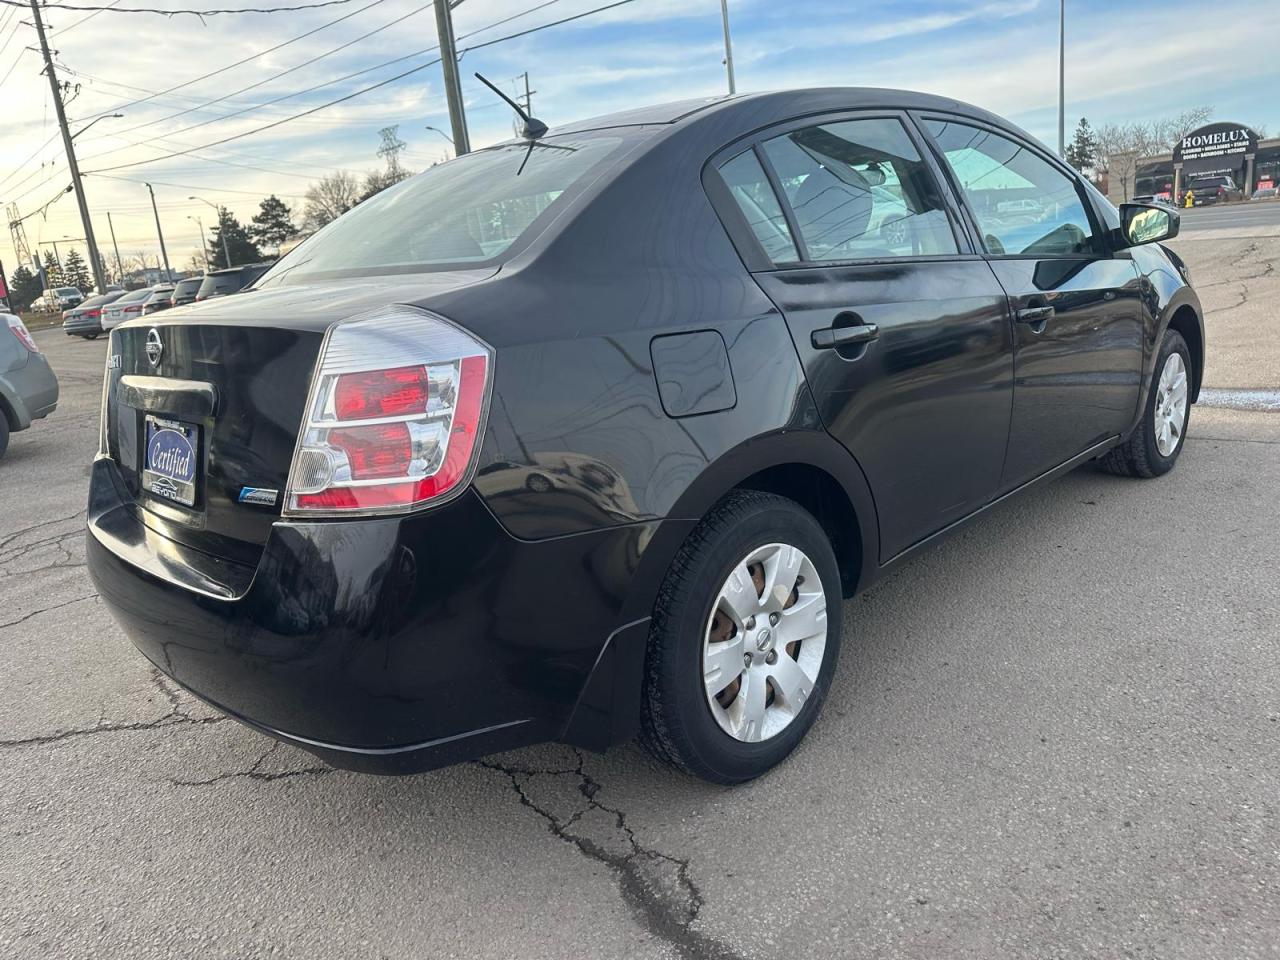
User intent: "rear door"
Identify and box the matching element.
[917,116,1145,490]
[709,111,1015,560]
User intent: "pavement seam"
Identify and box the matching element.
[166,741,335,787]
[475,750,745,960]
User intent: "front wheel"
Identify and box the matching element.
[640,490,842,784]
[1099,328,1191,478]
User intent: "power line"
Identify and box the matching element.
[72,0,567,158]
[76,0,432,157]
[52,0,123,35]
[0,0,364,13]
[68,0,390,125]
[83,0,640,175]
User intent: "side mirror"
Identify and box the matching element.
[1119,202,1179,247]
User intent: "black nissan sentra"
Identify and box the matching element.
[88,89,1204,784]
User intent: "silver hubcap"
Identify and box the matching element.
[1154,352,1189,457]
[702,543,828,743]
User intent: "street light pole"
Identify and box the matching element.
[28,0,107,294]
[433,0,470,155]
[144,183,173,282]
[188,216,209,271]
[720,0,736,95]
[1057,0,1066,157]
[190,196,232,268]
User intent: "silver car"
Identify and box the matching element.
[0,314,59,458]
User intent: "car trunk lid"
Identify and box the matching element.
[101,269,497,564]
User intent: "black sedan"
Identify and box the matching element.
[87,88,1204,784]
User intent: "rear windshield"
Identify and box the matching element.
[146,288,174,302]
[174,278,202,295]
[56,287,80,296]
[198,273,245,297]
[118,288,153,303]
[1190,177,1228,187]
[258,134,626,284]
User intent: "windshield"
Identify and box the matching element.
[259,134,626,284]
[175,278,202,295]
[56,287,80,296]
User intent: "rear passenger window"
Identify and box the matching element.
[719,150,799,263]
[924,119,1097,256]
[759,117,958,262]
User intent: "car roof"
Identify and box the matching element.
[546,87,1019,141]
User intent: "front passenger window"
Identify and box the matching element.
[924,120,1097,256]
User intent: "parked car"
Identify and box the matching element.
[195,263,272,301]
[169,276,204,308]
[101,287,160,330]
[0,313,58,458]
[1184,175,1243,205]
[62,292,125,339]
[1251,186,1278,200]
[32,287,84,313]
[87,89,1204,784]
[141,285,176,316]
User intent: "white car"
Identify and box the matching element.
[101,287,157,330]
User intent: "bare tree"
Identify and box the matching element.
[303,172,361,231]
[1095,107,1215,201]
[1149,106,1214,153]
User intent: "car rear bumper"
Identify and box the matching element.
[63,317,102,336]
[86,457,665,773]
[0,351,59,429]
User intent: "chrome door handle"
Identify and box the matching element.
[1015,305,1055,325]
[811,323,880,350]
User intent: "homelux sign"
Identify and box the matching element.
[1173,122,1259,165]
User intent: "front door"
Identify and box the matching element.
[714,113,1015,560]
[919,117,1145,490]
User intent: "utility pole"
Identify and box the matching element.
[28,0,107,294]
[720,0,736,95]
[144,183,173,281]
[106,212,124,284]
[433,0,470,155]
[519,71,535,116]
[1057,0,1065,157]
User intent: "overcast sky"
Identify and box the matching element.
[2,0,1278,275]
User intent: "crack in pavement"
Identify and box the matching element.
[167,741,335,787]
[0,510,86,553]
[0,668,227,749]
[0,593,98,630]
[477,751,745,960]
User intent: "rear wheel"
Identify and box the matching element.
[0,413,9,458]
[1099,329,1190,478]
[640,490,842,784]
[84,333,100,340]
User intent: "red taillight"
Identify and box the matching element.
[85,308,101,320]
[6,315,39,353]
[334,366,429,420]
[285,307,492,517]
[327,422,412,479]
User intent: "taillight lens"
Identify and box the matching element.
[6,314,39,353]
[284,305,493,517]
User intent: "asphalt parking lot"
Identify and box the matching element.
[2,209,1278,959]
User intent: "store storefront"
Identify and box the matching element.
[1131,122,1279,202]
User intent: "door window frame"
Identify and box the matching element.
[703,109,979,272]
[909,110,1115,261]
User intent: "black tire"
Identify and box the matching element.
[1098,329,1191,478]
[525,472,553,494]
[0,412,9,459]
[640,490,843,784]
[84,332,100,340]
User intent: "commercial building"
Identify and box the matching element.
[1106,122,1279,204]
